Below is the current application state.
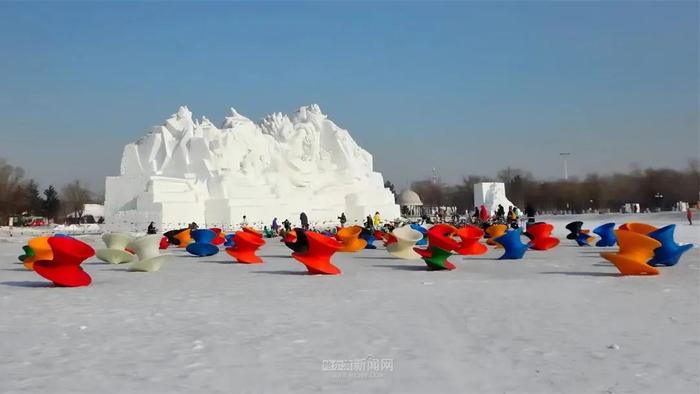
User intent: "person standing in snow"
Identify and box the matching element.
[365,215,374,231]
[496,204,505,220]
[300,212,309,230]
[479,205,489,223]
[282,219,291,232]
[271,217,279,234]
[147,222,157,234]
[524,204,536,224]
[373,211,381,227]
[241,215,249,228]
[687,208,693,225]
[338,212,347,227]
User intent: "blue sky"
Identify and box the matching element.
[0,1,697,193]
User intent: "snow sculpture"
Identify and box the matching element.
[105,105,399,231]
[473,182,516,215]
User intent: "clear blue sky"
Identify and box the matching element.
[0,1,697,194]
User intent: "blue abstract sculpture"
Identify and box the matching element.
[593,223,617,247]
[494,228,529,260]
[576,231,594,246]
[364,235,377,249]
[410,224,428,246]
[186,229,219,257]
[647,224,693,266]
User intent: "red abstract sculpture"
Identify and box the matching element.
[413,224,460,270]
[291,231,343,275]
[33,236,94,287]
[243,227,263,238]
[159,236,169,250]
[383,232,398,247]
[525,222,560,251]
[210,228,226,245]
[225,230,266,264]
[455,225,488,255]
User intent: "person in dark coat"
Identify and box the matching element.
[300,212,309,230]
[338,212,347,227]
[524,204,536,224]
[147,222,157,234]
[496,204,505,219]
[365,215,374,231]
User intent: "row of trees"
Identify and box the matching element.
[0,158,97,224]
[404,160,700,214]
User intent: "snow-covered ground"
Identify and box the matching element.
[0,212,698,394]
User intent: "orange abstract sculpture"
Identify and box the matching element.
[455,225,488,255]
[22,237,53,271]
[33,236,94,287]
[291,231,343,275]
[600,230,661,276]
[622,223,658,235]
[174,229,193,248]
[335,225,367,252]
[485,224,508,247]
[525,222,560,251]
[225,230,266,264]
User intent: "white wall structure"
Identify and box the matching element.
[474,182,517,215]
[105,105,399,231]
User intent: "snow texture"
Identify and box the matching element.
[0,212,698,394]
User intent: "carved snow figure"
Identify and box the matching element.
[105,105,399,231]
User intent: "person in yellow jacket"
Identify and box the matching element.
[373,211,381,227]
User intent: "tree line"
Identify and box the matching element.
[404,159,699,214]
[0,158,98,225]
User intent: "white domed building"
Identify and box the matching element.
[397,189,423,218]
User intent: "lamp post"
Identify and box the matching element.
[560,153,571,180]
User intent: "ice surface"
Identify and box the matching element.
[0,212,698,393]
[104,105,400,231]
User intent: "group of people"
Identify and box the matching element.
[471,203,536,229]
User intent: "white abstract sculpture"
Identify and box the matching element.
[95,233,134,264]
[105,105,399,231]
[473,182,517,215]
[386,226,423,260]
[127,235,169,272]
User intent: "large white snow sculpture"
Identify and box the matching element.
[473,182,517,215]
[104,105,399,231]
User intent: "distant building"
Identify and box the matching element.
[397,189,423,217]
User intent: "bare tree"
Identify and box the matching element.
[61,180,93,220]
[0,158,26,223]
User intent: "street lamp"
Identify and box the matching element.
[560,153,571,180]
